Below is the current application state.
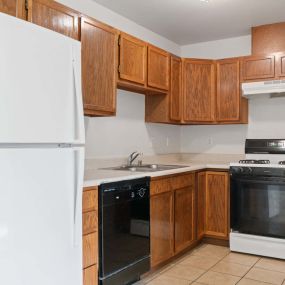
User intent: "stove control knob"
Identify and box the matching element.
[138,188,146,197]
[248,167,253,174]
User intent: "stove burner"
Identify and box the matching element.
[239,159,271,165]
[279,161,285,165]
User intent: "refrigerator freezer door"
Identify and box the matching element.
[0,13,85,144]
[0,147,84,285]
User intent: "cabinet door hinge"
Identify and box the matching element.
[118,65,121,73]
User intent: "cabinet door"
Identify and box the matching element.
[170,56,182,121]
[26,0,80,40]
[174,186,195,253]
[0,0,26,18]
[276,53,285,78]
[205,172,229,239]
[197,172,206,240]
[83,265,98,285]
[240,55,275,82]
[118,33,146,85]
[217,59,240,122]
[148,45,170,90]
[183,59,216,122]
[150,191,174,267]
[81,17,118,116]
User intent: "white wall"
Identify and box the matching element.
[181,35,251,59]
[58,0,180,55]
[85,91,181,159]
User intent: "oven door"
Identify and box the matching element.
[231,175,285,238]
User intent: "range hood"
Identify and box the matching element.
[242,80,285,98]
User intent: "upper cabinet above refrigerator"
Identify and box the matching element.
[0,13,84,144]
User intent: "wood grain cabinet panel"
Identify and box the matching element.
[216,58,241,122]
[197,172,206,240]
[170,56,182,121]
[83,211,98,235]
[83,265,98,285]
[81,17,118,116]
[0,0,26,18]
[26,0,80,40]
[150,190,174,267]
[276,53,285,78]
[174,186,195,253]
[241,55,275,82]
[183,59,216,122]
[83,232,98,269]
[83,189,98,213]
[205,172,229,239]
[147,45,170,90]
[118,33,147,85]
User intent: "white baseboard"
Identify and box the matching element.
[230,232,285,259]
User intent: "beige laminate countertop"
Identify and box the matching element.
[83,155,237,187]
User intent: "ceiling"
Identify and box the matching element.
[92,0,285,45]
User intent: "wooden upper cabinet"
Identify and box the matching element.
[147,45,170,90]
[174,185,195,254]
[216,58,241,122]
[81,17,118,116]
[118,33,147,85]
[26,0,80,40]
[240,55,275,82]
[183,59,216,122]
[0,0,26,18]
[205,172,229,239]
[276,53,285,78]
[170,56,182,121]
[150,189,174,267]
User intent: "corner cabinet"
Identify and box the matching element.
[0,0,26,18]
[81,17,118,116]
[197,171,229,240]
[26,0,80,40]
[147,45,170,91]
[216,58,248,123]
[183,59,216,123]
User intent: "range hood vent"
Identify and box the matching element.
[242,80,285,98]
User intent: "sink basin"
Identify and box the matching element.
[101,164,189,172]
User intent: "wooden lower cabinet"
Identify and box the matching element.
[150,190,174,267]
[197,171,229,240]
[150,173,196,267]
[174,185,195,253]
[83,187,98,285]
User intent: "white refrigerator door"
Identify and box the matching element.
[0,147,84,285]
[0,13,84,144]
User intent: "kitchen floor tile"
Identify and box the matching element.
[245,268,285,285]
[255,258,285,273]
[196,270,241,285]
[211,261,251,277]
[237,278,275,285]
[191,244,230,258]
[222,252,260,266]
[178,254,221,270]
[147,275,191,285]
[163,264,205,281]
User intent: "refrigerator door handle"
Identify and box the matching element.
[72,45,85,145]
[73,147,85,247]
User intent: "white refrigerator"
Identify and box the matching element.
[0,13,85,285]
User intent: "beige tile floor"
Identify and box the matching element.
[136,244,285,285]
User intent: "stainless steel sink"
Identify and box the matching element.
[101,164,189,172]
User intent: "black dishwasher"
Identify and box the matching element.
[99,177,150,285]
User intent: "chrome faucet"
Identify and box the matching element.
[127,151,142,166]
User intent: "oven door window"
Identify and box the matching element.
[231,176,285,238]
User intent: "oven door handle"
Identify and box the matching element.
[231,176,285,185]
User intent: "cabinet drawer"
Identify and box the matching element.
[83,189,98,213]
[83,211,98,235]
[83,265,98,285]
[150,178,171,196]
[171,173,195,189]
[83,232,98,268]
